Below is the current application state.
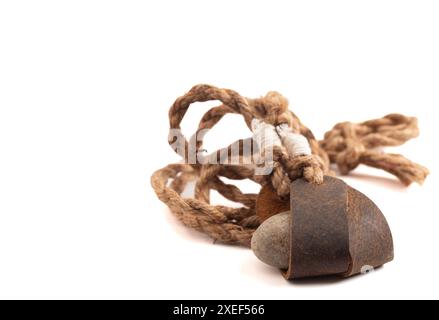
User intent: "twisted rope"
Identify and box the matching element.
[151,84,429,247]
[320,114,429,185]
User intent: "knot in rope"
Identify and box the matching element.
[321,114,429,185]
[332,122,367,174]
[251,116,323,196]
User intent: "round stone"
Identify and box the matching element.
[251,211,290,269]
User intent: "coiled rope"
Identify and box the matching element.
[151,84,429,247]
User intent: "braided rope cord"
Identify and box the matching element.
[151,84,429,247]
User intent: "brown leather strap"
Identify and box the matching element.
[283,176,394,279]
[343,187,394,276]
[284,176,350,279]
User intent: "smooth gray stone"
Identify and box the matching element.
[251,211,290,269]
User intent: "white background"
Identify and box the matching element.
[0,1,438,300]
